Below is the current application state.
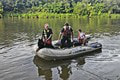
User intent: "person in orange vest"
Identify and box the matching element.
[42,23,53,48]
[78,29,87,45]
[58,23,73,48]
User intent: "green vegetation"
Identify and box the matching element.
[0,0,120,18]
[0,2,3,18]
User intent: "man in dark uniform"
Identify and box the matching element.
[42,23,53,48]
[36,23,53,52]
[58,23,73,48]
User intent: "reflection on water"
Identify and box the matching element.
[0,17,120,80]
[33,56,85,80]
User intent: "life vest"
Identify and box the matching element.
[43,29,50,38]
[43,28,52,45]
[62,26,72,37]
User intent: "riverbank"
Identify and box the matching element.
[1,13,120,19]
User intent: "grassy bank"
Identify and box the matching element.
[2,13,120,19]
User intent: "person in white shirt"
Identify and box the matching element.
[78,29,86,45]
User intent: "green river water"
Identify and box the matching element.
[0,17,120,80]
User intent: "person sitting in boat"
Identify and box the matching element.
[78,29,87,45]
[36,23,53,52]
[58,23,73,48]
[42,23,53,48]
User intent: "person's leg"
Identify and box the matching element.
[83,38,88,45]
[61,37,66,48]
[67,38,72,48]
[82,39,85,45]
[78,39,83,46]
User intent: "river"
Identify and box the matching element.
[0,17,120,80]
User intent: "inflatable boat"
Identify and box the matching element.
[33,38,102,60]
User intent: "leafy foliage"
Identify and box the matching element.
[0,0,120,16]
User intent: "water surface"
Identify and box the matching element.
[0,17,120,80]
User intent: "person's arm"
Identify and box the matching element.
[78,31,81,39]
[71,28,74,42]
[58,28,64,40]
[47,34,52,40]
[47,28,53,40]
[71,31,73,39]
[58,33,62,40]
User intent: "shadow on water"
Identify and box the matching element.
[33,56,85,80]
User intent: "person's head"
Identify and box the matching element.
[64,23,69,29]
[44,23,49,30]
[64,23,69,26]
[78,29,82,32]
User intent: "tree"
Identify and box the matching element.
[0,2,3,14]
